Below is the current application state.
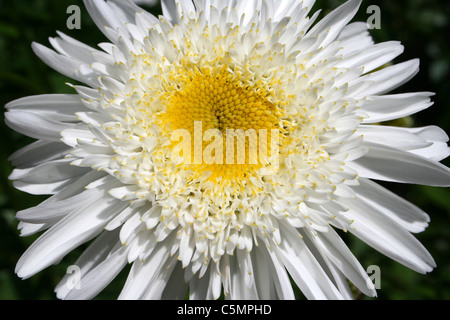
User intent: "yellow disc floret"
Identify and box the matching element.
[156,61,285,182]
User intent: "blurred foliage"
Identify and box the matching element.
[0,0,449,300]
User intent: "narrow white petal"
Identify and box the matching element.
[83,0,130,41]
[228,253,258,299]
[406,126,450,161]
[236,249,257,297]
[50,32,99,66]
[141,258,178,299]
[305,0,361,49]
[108,0,147,25]
[15,194,128,279]
[6,94,87,121]
[353,59,420,97]
[41,170,109,204]
[251,245,277,300]
[119,234,175,299]
[13,179,76,196]
[9,159,88,184]
[342,197,436,274]
[274,222,343,300]
[64,246,128,300]
[410,142,450,162]
[16,188,100,224]
[206,263,222,300]
[337,41,404,74]
[350,142,450,186]
[18,221,49,237]
[55,230,121,299]
[259,244,296,300]
[354,178,430,233]
[358,125,432,151]
[32,42,99,87]
[361,92,434,123]
[161,262,189,300]
[189,268,210,300]
[9,140,70,169]
[5,110,75,141]
[312,229,377,297]
[336,22,373,56]
[161,0,181,25]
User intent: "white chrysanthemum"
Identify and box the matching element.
[6,0,450,300]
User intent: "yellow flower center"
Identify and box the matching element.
[157,63,284,182]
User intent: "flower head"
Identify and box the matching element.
[6,0,450,300]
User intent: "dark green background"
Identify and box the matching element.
[0,0,449,300]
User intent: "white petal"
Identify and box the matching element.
[189,267,210,300]
[6,94,87,122]
[105,205,144,231]
[358,125,432,150]
[352,59,420,97]
[50,32,99,65]
[406,126,450,161]
[274,222,343,300]
[305,0,361,49]
[18,221,49,237]
[83,0,132,41]
[15,194,128,279]
[9,159,88,184]
[312,229,377,297]
[118,234,176,299]
[354,178,430,233]
[16,188,100,224]
[206,263,222,300]
[337,41,404,74]
[336,22,373,56]
[14,170,104,198]
[161,262,189,300]
[258,243,295,300]
[32,42,99,87]
[341,197,436,274]
[274,0,314,21]
[236,249,256,294]
[227,253,258,299]
[161,0,181,25]
[119,211,144,245]
[61,125,97,147]
[108,0,147,25]
[410,141,450,162]
[361,92,434,123]
[42,170,109,203]
[141,258,178,299]
[64,245,128,300]
[350,142,450,186]
[9,140,70,169]
[179,227,195,268]
[13,179,76,196]
[5,110,75,141]
[55,230,121,299]
[235,0,261,26]
[250,245,277,300]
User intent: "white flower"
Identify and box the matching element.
[6,0,450,300]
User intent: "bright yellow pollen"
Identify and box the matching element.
[157,64,282,181]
